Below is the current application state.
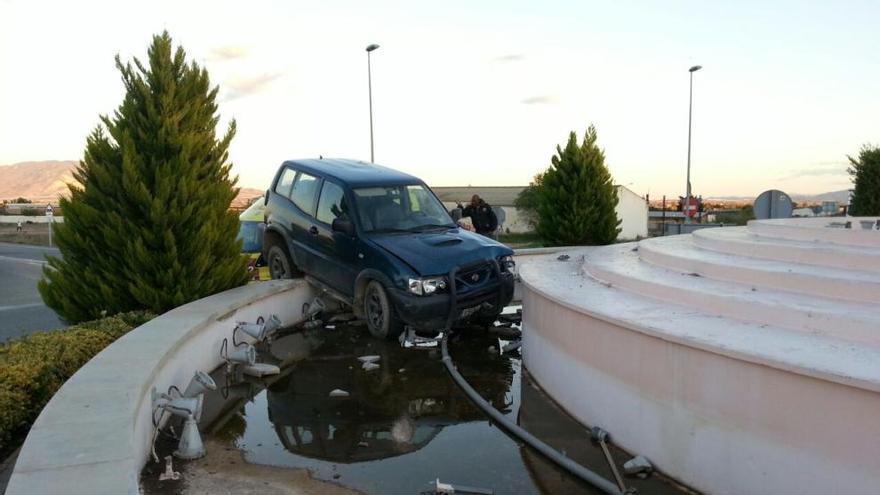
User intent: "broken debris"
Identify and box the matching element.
[430,478,494,495]
[623,455,653,477]
[400,328,443,349]
[241,363,281,377]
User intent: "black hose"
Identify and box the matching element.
[440,336,623,495]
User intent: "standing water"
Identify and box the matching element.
[142,313,695,494]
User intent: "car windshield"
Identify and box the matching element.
[353,184,456,233]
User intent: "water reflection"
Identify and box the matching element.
[265,327,515,463]
[192,321,693,495]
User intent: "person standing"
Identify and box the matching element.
[16,220,22,232]
[457,194,498,239]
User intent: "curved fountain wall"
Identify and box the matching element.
[519,217,880,495]
[6,279,315,495]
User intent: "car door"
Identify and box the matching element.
[283,170,322,273]
[312,180,360,295]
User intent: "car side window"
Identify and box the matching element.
[275,167,296,197]
[316,181,349,225]
[289,172,320,215]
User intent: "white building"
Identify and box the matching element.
[614,185,649,240]
[433,185,648,240]
[792,207,816,217]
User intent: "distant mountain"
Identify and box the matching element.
[790,189,851,204]
[0,160,78,202]
[705,189,851,205]
[0,160,265,208]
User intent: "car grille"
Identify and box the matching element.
[454,262,495,294]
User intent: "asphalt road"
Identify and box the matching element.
[0,242,65,341]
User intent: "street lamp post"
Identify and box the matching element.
[685,64,702,224]
[366,43,380,163]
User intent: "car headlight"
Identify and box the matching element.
[407,277,447,296]
[499,255,516,272]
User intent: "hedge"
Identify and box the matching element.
[0,311,154,456]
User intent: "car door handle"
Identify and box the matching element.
[309,226,319,235]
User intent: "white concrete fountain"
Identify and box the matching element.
[519,217,880,495]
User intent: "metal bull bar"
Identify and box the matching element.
[443,259,503,331]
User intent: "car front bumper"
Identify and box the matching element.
[389,268,515,331]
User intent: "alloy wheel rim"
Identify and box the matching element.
[271,253,286,278]
[366,290,384,329]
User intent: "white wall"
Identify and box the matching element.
[616,185,648,240]
[444,186,647,239]
[0,215,63,224]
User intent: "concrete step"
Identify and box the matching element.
[519,252,880,393]
[692,227,880,273]
[748,218,880,248]
[639,235,880,304]
[582,244,880,346]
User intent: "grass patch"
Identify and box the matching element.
[497,231,545,249]
[0,222,53,246]
[0,311,154,457]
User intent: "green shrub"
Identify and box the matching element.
[39,32,248,324]
[535,126,621,246]
[848,144,880,216]
[0,311,153,456]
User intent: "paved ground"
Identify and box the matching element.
[0,242,65,341]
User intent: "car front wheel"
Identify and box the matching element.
[364,280,404,340]
[267,244,295,279]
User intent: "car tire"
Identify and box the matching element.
[363,280,405,340]
[266,242,298,280]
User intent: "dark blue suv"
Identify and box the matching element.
[262,158,515,339]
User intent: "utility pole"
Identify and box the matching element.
[685,64,702,224]
[366,43,380,162]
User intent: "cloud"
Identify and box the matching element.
[490,54,525,63]
[521,95,560,105]
[779,161,848,180]
[223,73,283,101]
[210,45,248,61]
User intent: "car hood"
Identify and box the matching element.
[367,229,512,276]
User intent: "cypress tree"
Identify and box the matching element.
[535,126,621,246]
[39,32,248,323]
[848,144,880,216]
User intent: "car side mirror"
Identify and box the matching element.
[264,189,270,206]
[332,218,356,237]
[449,208,462,222]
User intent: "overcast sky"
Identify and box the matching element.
[1,0,878,197]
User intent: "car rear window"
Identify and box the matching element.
[275,167,296,197]
[290,172,320,214]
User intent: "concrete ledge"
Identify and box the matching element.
[513,246,573,256]
[520,294,880,495]
[518,219,880,494]
[749,217,880,247]
[7,279,315,495]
